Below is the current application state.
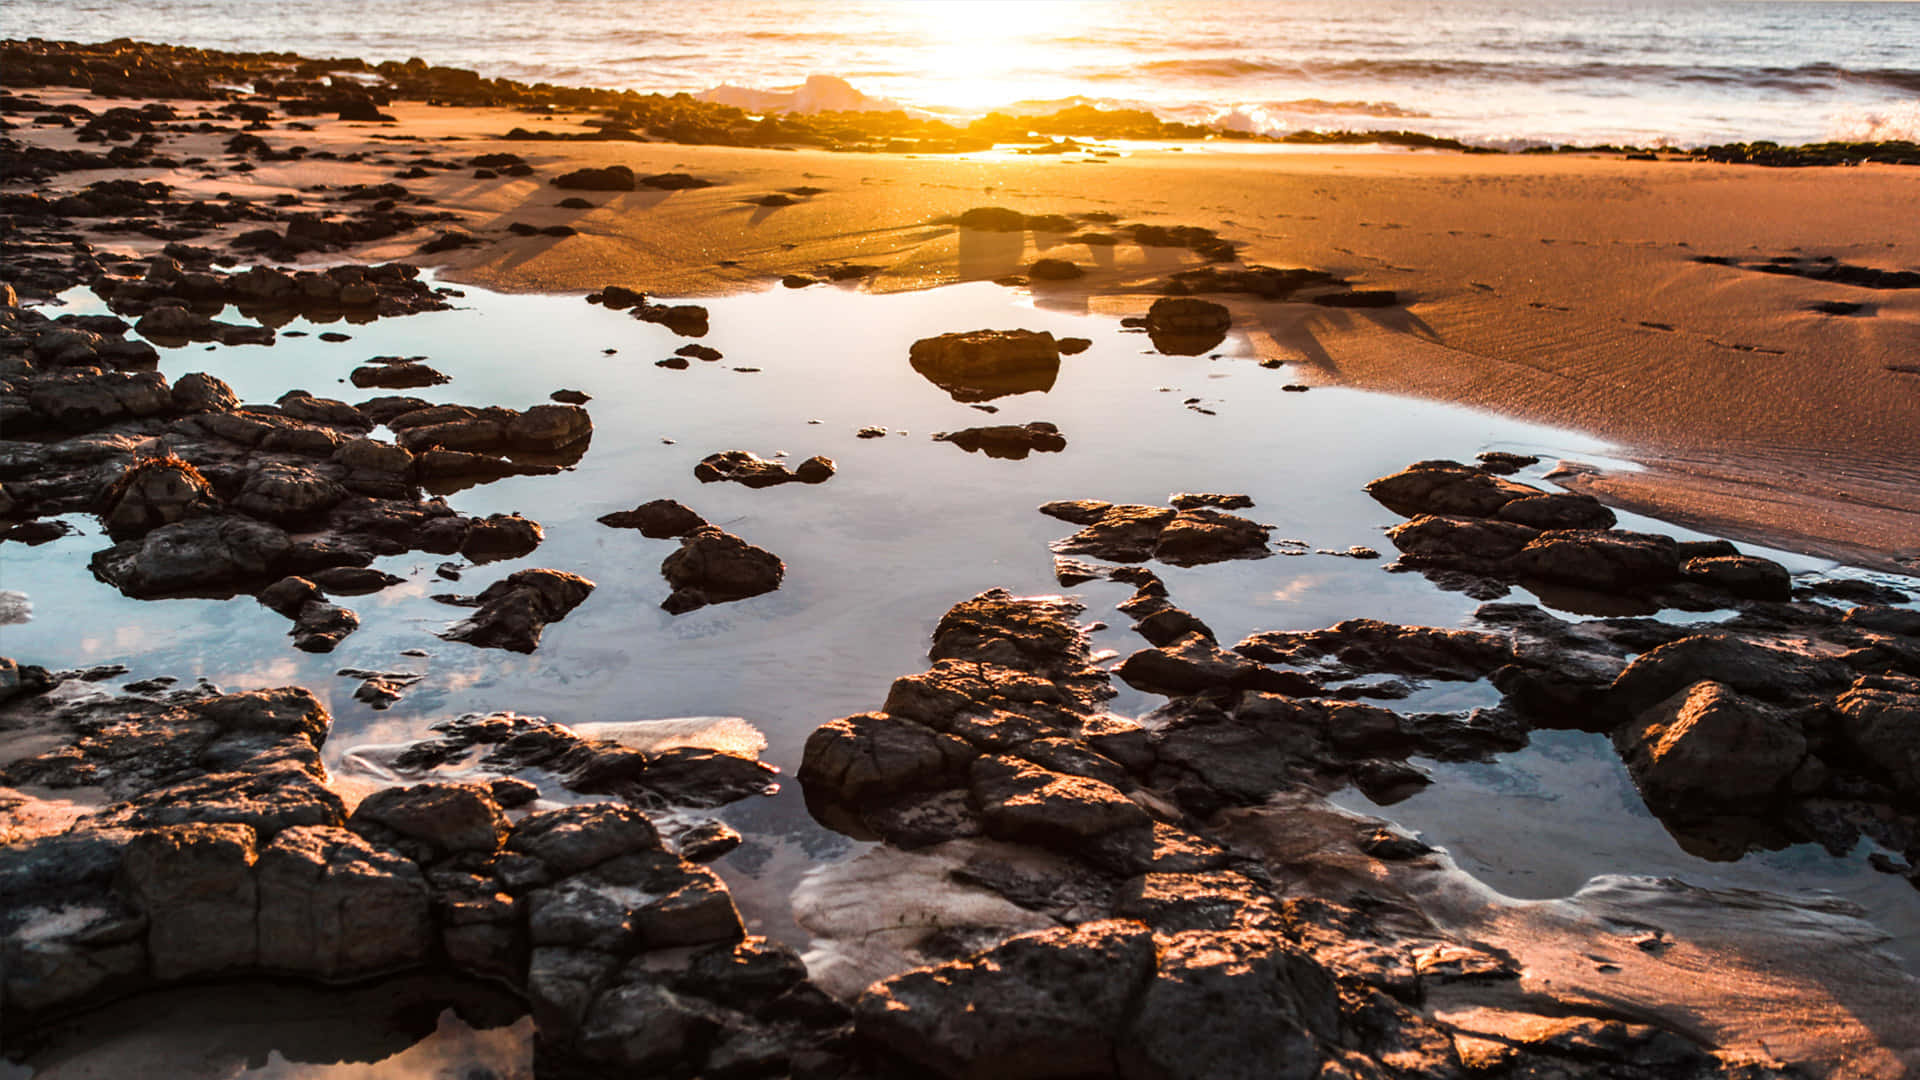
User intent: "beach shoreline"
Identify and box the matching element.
[14,86,1919,573]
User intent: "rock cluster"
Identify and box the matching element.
[1041,498,1272,566]
[796,589,1776,1078]
[694,449,834,487]
[0,677,837,1077]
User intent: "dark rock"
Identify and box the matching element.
[1367,460,1539,518]
[1683,555,1792,601]
[909,329,1061,401]
[597,498,707,538]
[933,421,1066,459]
[1615,681,1808,811]
[348,782,509,859]
[660,527,783,613]
[1028,258,1084,281]
[441,568,595,652]
[552,165,635,191]
[90,515,292,598]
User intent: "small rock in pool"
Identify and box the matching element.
[1058,337,1092,355]
[1029,258,1084,281]
[857,426,888,439]
[556,197,596,209]
[657,357,690,369]
[598,498,708,539]
[1475,451,1540,475]
[550,389,591,404]
[782,274,818,288]
[660,527,785,614]
[1283,384,1309,392]
[318,332,351,342]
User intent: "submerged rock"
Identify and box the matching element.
[932,421,1066,459]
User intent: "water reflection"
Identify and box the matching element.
[8,278,1914,1071]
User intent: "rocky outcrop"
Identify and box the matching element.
[1046,501,1271,566]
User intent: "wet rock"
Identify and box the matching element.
[255,825,431,979]
[99,455,220,538]
[507,803,662,875]
[1028,258,1084,281]
[441,568,595,652]
[1367,460,1539,518]
[1119,633,1315,697]
[170,372,237,414]
[1169,492,1252,510]
[1682,554,1792,601]
[1495,492,1616,530]
[233,462,347,526]
[1038,499,1113,525]
[932,421,1066,459]
[693,449,826,487]
[1234,619,1514,682]
[909,329,1061,401]
[1123,928,1339,1080]
[460,512,543,562]
[306,566,404,594]
[597,498,707,538]
[1143,297,1230,355]
[970,755,1152,849]
[660,527,784,613]
[290,600,359,652]
[1611,635,1851,715]
[1052,504,1178,562]
[1474,451,1539,475]
[350,360,449,389]
[854,920,1158,1078]
[348,782,509,860]
[89,515,292,598]
[1510,529,1682,593]
[636,302,709,337]
[799,712,970,807]
[121,823,259,979]
[1387,514,1540,563]
[793,455,836,483]
[1834,674,1920,794]
[1153,507,1271,566]
[1616,681,1809,812]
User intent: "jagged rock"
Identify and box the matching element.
[233,461,347,526]
[799,712,970,807]
[1038,499,1114,525]
[170,372,237,413]
[1152,508,1271,566]
[692,449,828,487]
[1509,529,1681,593]
[969,755,1152,850]
[120,823,260,979]
[660,527,783,613]
[1234,619,1514,681]
[1122,928,1340,1080]
[597,498,707,538]
[441,568,595,652]
[1119,633,1314,697]
[507,803,662,875]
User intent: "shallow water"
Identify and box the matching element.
[5,277,1916,1073]
[6,0,1919,146]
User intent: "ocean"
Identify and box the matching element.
[3,1,1918,148]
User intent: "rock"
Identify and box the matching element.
[1611,635,1851,715]
[1367,460,1540,518]
[1834,674,1920,794]
[441,568,596,652]
[348,782,509,859]
[306,566,404,594]
[969,755,1152,849]
[932,422,1066,459]
[291,600,359,652]
[1052,504,1177,562]
[461,512,543,562]
[1143,297,1230,354]
[1169,492,1252,510]
[90,515,292,598]
[798,712,969,807]
[553,165,636,191]
[660,527,783,613]
[908,329,1061,401]
[1682,555,1792,601]
[1152,508,1271,566]
[694,450,804,488]
[1118,633,1314,697]
[1509,529,1681,593]
[1121,929,1339,1080]
[1038,499,1113,525]
[120,823,259,979]
[233,462,347,526]
[597,498,707,538]
[170,372,237,413]
[1387,514,1540,563]
[1495,492,1616,530]
[854,920,1157,1078]
[255,825,431,979]
[1028,258,1084,281]
[551,388,591,404]
[1615,681,1808,811]
[350,361,449,389]
[100,456,220,538]
[793,455,836,484]
[1234,619,1514,681]
[507,803,662,874]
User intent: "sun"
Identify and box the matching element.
[898,0,1091,111]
